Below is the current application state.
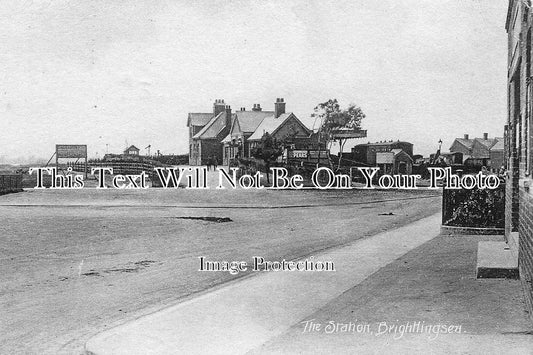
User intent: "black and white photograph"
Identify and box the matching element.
[1,1,533,354]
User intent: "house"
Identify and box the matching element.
[375,149,413,174]
[221,98,313,165]
[351,141,413,166]
[489,137,505,171]
[124,145,140,155]
[449,133,504,167]
[187,99,233,166]
[505,0,533,319]
[351,141,413,175]
[449,134,474,157]
[221,104,274,165]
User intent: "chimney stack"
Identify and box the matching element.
[483,133,488,140]
[274,98,286,118]
[213,99,226,116]
[252,103,262,112]
[464,134,469,140]
[225,105,232,127]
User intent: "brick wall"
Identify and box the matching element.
[518,187,533,317]
[506,0,533,322]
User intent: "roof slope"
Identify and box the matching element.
[490,137,505,151]
[187,113,213,127]
[473,138,498,149]
[125,145,139,151]
[233,111,274,133]
[248,113,310,141]
[453,138,474,149]
[193,112,232,139]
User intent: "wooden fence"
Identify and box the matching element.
[0,174,23,193]
[68,161,161,176]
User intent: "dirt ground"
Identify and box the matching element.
[0,188,440,354]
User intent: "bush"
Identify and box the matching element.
[443,185,505,228]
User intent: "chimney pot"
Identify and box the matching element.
[214,99,226,116]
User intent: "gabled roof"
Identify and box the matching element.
[490,137,505,151]
[452,138,474,150]
[391,148,413,162]
[473,138,497,149]
[187,113,213,127]
[248,113,310,141]
[125,145,139,151]
[193,112,232,140]
[233,110,274,133]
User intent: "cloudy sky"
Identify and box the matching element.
[0,0,508,163]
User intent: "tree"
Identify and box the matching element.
[251,132,283,184]
[312,99,366,171]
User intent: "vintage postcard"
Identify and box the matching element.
[1,1,532,354]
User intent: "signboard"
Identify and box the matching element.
[56,145,87,159]
[55,144,88,178]
[308,150,329,159]
[376,152,394,164]
[290,150,308,159]
[331,129,367,139]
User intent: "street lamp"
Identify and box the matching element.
[237,137,243,158]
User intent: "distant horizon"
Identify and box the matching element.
[0,1,508,164]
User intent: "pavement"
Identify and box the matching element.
[84,212,533,355]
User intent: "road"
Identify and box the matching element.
[0,187,441,354]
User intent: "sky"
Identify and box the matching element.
[0,0,509,164]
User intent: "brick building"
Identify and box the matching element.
[221,103,274,165]
[449,133,504,168]
[187,99,233,166]
[352,141,412,162]
[505,0,533,319]
[221,98,312,165]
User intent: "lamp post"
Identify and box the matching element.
[237,137,243,159]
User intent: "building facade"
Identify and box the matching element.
[124,145,140,155]
[221,103,274,165]
[352,141,413,164]
[505,0,533,318]
[187,99,233,166]
[221,98,313,165]
[449,133,504,168]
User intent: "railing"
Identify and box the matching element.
[85,161,161,176]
